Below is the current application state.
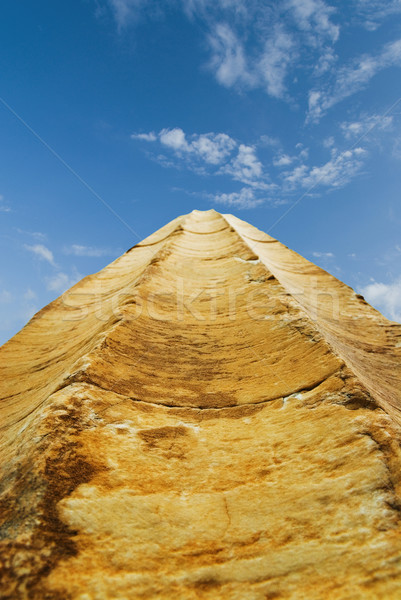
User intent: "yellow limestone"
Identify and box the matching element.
[1,209,401,599]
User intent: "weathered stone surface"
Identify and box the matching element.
[1,209,401,599]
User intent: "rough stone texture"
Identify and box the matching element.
[1,209,401,599]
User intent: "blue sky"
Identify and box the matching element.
[1,0,401,344]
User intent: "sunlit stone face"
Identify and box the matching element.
[1,210,401,599]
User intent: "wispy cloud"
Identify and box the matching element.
[182,0,249,21]
[63,244,118,257]
[258,27,296,99]
[282,147,366,190]
[308,38,401,121]
[16,228,46,240]
[340,113,393,140]
[285,0,339,43]
[191,132,237,165]
[212,187,265,209]
[207,23,297,99]
[220,144,265,185]
[134,128,237,164]
[132,124,375,205]
[0,194,11,213]
[106,0,146,29]
[102,0,401,117]
[131,131,157,142]
[23,242,96,297]
[200,0,340,98]
[208,23,254,89]
[132,127,276,205]
[24,244,55,266]
[21,288,38,321]
[259,134,281,147]
[23,288,37,301]
[46,269,82,293]
[273,153,295,167]
[105,0,339,100]
[312,251,334,258]
[160,128,237,164]
[359,277,401,322]
[322,136,335,148]
[353,0,401,30]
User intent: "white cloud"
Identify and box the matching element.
[142,128,270,188]
[340,114,393,139]
[258,28,296,99]
[105,0,341,101]
[208,23,254,88]
[312,251,334,258]
[159,127,190,152]
[308,37,401,121]
[283,147,365,190]
[298,147,309,160]
[259,135,280,147]
[222,144,264,185]
[191,133,237,164]
[359,278,401,322]
[135,127,239,167]
[273,153,294,167]
[16,228,46,240]
[322,136,335,148]
[308,90,323,121]
[131,132,157,142]
[63,244,116,257]
[46,270,82,293]
[24,244,55,266]
[183,0,249,20]
[23,288,37,301]
[133,123,370,199]
[107,0,145,29]
[212,187,265,209]
[21,288,38,323]
[314,47,337,75]
[286,0,339,43]
[354,0,401,29]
